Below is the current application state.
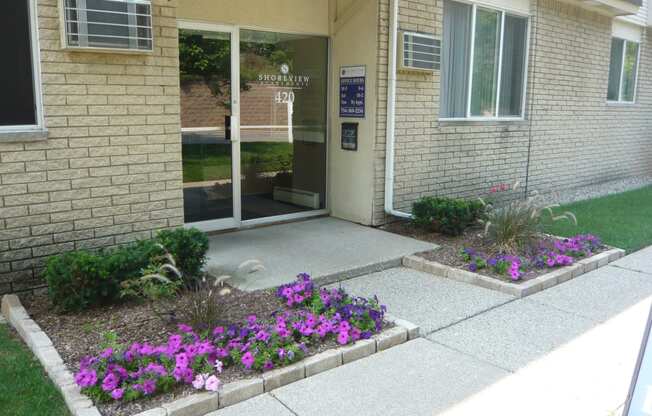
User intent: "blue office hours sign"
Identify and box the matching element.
[340,66,366,118]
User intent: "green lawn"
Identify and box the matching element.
[0,323,69,416]
[544,186,652,253]
[182,142,292,183]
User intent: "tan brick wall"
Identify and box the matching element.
[0,0,183,293]
[374,0,652,225]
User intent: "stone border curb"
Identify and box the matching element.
[1,294,102,416]
[403,247,626,298]
[1,294,420,416]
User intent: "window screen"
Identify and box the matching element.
[0,0,36,127]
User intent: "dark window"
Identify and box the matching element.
[0,0,37,126]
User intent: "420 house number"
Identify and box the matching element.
[275,91,295,104]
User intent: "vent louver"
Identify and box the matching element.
[62,0,153,52]
[399,31,440,72]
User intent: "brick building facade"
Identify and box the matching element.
[374,0,652,225]
[0,0,650,293]
[0,0,184,293]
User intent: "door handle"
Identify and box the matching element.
[230,114,240,143]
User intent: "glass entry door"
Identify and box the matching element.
[239,30,328,221]
[179,24,241,230]
[179,24,328,230]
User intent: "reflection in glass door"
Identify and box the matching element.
[179,27,238,226]
[239,30,328,221]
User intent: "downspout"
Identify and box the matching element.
[384,0,412,219]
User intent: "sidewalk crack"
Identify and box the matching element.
[269,391,300,416]
[423,296,520,337]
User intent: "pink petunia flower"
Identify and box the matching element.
[192,374,206,389]
[205,375,221,392]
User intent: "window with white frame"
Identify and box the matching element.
[440,0,529,119]
[0,0,41,130]
[607,38,640,103]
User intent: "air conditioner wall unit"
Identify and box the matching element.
[398,31,440,73]
[60,0,153,53]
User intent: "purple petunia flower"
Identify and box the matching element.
[110,388,124,400]
[337,330,349,345]
[241,351,255,369]
[74,368,97,388]
[101,373,119,392]
[255,330,271,343]
[178,323,193,333]
[142,379,156,395]
[99,348,113,360]
[263,360,274,371]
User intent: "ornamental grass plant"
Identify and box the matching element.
[479,182,577,252]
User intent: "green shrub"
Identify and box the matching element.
[44,228,210,312]
[45,240,163,312]
[156,228,209,281]
[412,196,484,236]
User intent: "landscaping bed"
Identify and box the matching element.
[381,184,627,296]
[383,221,608,283]
[4,227,412,416]
[21,286,289,416]
[16,273,395,416]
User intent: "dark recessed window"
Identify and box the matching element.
[0,0,37,127]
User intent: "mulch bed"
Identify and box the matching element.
[20,286,344,416]
[381,220,605,283]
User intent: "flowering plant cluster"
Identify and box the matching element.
[461,234,603,281]
[461,249,525,281]
[75,274,386,403]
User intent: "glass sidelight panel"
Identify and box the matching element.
[239,30,328,221]
[179,29,234,224]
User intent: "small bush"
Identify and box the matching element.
[412,196,484,236]
[156,228,209,282]
[45,240,162,312]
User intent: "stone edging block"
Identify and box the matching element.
[2,294,421,416]
[403,247,626,298]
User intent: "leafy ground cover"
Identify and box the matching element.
[0,323,69,416]
[544,186,652,253]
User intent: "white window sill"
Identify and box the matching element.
[606,100,637,106]
[439,117,527,126]
[0,128,48,142]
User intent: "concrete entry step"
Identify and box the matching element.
[204,217,436,291]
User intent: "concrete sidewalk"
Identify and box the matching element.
[205,218,436,291]
[209,247,652,416]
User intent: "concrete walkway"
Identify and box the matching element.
[205,218,435,291]
[208,246,652,416]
